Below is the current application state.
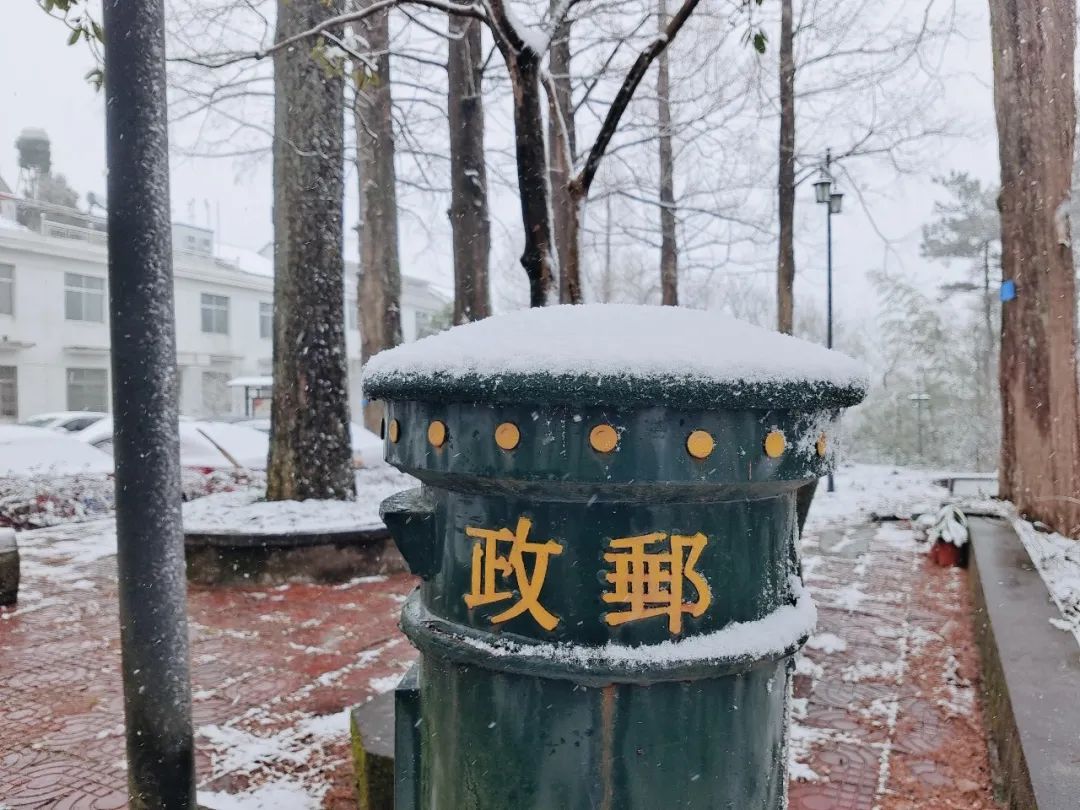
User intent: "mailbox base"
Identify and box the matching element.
[399,653,792,810]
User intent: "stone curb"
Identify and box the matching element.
[968,516,1080,810]
[184,527,407,585]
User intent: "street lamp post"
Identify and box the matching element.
[814,149,844,491]
[908,392,930,463]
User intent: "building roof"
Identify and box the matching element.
[0,192,449,305]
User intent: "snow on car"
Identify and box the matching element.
[75,418,270,470]
[18,411,108,433]
[0,425,114,477]
[235,418,384,467]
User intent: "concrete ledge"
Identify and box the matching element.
[968,516,1080,810]
[185,528,407,585]
[351,693,395,810]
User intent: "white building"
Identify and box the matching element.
[0,192,448,423]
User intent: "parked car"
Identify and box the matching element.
[0,425,114,477]
[18,411,108,433]
[75,418,269,471]
[236,419,383,467]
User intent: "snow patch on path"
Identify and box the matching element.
[198,778,326,809]
[1007,508,1080,648]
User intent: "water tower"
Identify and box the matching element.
[15,128,51,200]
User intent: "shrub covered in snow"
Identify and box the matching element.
[0,474,115,530]
[923,505,969,547]
[0,469,264,530]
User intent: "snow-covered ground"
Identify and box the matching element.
[182,465,416,535]
[803,462,948,527]
[1005,508,1080,647]
[1,462,1058,807]
[789,465,996,803]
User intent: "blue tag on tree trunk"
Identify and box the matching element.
[1000,280,1016,301]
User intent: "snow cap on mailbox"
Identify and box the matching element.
[362,303,869,487]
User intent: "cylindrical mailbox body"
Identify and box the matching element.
[366,305,867,810]
[0,528,20,607]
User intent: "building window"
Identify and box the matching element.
[259,302,273,339]
[67,367,108,412]
[202,371,230,417]
[65,273,106,323]
[0,366,15,418]
[201,293,229,335]
[0,264,13,316]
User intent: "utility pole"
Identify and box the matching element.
[102,0,195,805]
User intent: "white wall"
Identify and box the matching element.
[0,224,448,422]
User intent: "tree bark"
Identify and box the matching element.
[657,0,678,306]
[990,0,1080,536]
[268,0,355,501]
[355,0,403,433]
[448,15,492,324]
[548,7,579,303]
[510,50,558,307]
[776,0,796,334]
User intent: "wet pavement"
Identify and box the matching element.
[790,518,998,809]
[1,489,998,808]
[0,520,416,808]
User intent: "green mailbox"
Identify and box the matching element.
[364,304,867,810]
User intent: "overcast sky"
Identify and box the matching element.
[0,0,1000,324]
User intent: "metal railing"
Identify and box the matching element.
[41,218,108,247]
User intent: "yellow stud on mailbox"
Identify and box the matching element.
[495,422,521,451]
[428,420,448,448]
[764,430,786,458]
[589,424,619,453]
[388,419,401,444]
[686,430,715,460]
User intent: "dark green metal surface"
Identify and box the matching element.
[378,395,853,809]
[364,367,865,412]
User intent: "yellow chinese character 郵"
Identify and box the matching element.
[602,532,711,634]
[464,517,563,631]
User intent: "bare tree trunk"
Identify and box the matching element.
[355,0,403,433]
[560,0,703,305]
[657,0,678,306]
[268,0,355,501]
[602,193,614,302]
[990,0,1080,536]
[448,15,491,324]
[975,242,994,469]
[511,50,558,307]
[564,189,584,302]
[489,0,700,307]
[548,7,579,304]
[776,0,796,334]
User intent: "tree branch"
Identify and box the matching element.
[572,0,703,197]
[170,0,487,69]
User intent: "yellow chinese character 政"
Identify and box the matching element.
[602,532,711,634]
[464,517,563,631]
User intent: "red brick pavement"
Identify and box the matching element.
[1,512,998,808]
[1,520,417,809]
[790,520,999,810]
